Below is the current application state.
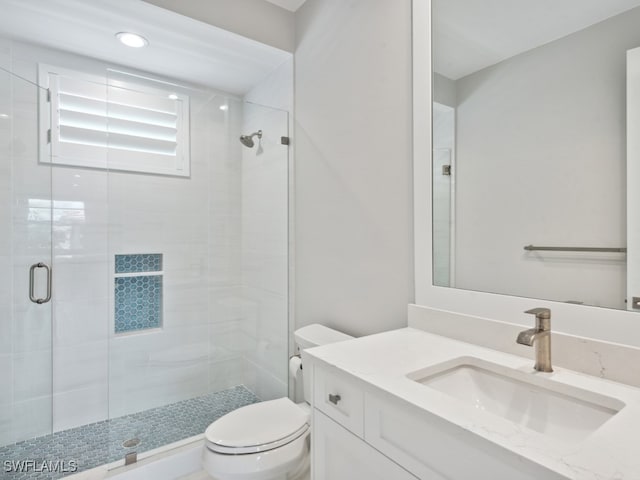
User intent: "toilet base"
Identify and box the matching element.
[203,457,308,480]
[285,449,309,480]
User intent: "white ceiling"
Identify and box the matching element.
[433,0,640,80]
[0,0,291,95]
[264,0,307,12]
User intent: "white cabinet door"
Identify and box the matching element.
[313,410,418,480]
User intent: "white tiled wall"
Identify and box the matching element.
[240,59,292,401]
[0,41,15,446]
[1,36,55,444]
[1,37,291,444]
[105,90,245,418]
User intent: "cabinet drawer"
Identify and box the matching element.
[313,365,364,437]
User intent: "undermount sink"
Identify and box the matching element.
[407,357,625,444]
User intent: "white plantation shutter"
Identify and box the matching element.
[40,65,190,177]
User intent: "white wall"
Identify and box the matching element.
[433,73,456,107]
[142,0,295,53]
[294,0,414,337]
[451,8,640,309]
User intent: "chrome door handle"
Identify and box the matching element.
[29,262,52,304]
[328,394,341,405]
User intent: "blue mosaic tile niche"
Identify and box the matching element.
[114,276,162,333]
[114,254,163,334]
[115,253,162,274]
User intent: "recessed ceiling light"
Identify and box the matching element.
[0,113,9,119]
[116,32,148,48]
[219,105,228,111]
[168,94,179,100]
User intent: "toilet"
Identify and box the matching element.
[202,324,353,480]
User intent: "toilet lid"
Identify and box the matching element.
[205,397,310,454]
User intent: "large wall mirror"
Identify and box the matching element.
[409,0,640,347]
[431,0,640,312]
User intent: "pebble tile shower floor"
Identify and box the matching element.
[0,386,260,480]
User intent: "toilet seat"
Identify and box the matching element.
[205,398,310,455]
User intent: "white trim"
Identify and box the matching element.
[627,47,640,313]
[114,271,164,278]
[413,0,433,307]
[38,63,191,177]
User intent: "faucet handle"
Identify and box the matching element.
[524,308,551,319]
[524,308,551,331]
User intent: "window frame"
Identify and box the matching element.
[38,64,191,177]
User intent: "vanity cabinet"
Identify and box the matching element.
[311,363,567,480]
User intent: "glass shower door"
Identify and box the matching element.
[0,64,53,446]
[100,71,291,463]
[104,74,223,462]
[239,101,290,403]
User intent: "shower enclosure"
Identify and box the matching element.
[0,7,291,475]
[0,62,55,446]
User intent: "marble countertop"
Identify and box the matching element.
[304,327,640,480]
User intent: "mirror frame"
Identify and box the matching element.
[412,0,640,348]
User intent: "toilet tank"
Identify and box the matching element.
[294,324,353,404]
[294,324,353,350]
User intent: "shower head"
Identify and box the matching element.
[239,130,262,148]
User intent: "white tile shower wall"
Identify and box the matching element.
[240,60,292,401]
[2,37,55,444]
[108,325,211,417]
[0,37,246,439]
[206,96,247,398]
[107,91,239,417]
[0,39,13,447]
[0,355,11,445]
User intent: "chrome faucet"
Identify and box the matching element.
[517,308,553,372]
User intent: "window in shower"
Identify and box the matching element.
[114,253,163,333]
[38,64,190,177]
